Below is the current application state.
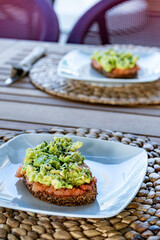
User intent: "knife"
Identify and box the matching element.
[5,46,46,86]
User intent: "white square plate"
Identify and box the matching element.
[57,45,160,85]
[0,134,147,218]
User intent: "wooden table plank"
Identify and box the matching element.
[0,119,57,131]
[0,86,51,97]
[0,82,35,89]
[0,39,17,54]
[0,100,160,137]
[1,89,160,117]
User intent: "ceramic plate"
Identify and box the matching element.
[57,45,160,85]
[0,133,147,218]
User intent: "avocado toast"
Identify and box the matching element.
[91,49,140,78]
[16,137,97,206]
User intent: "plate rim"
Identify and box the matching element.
[0,133,148,218]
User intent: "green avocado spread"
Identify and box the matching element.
[21,137,92,189]
[91,49,139,72]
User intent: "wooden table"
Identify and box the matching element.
[0,38,160,143]
[1,38,160,240]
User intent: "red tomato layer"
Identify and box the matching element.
[16,166,97,197]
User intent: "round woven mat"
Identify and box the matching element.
[29,56,160,106]
[0,127,160,240]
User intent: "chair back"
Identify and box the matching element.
[0,0,59,41]
[67,0,160,47]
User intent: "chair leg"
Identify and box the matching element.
[97,14,110,44]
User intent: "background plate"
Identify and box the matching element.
[57,46,160,85]
[0,134,147,218]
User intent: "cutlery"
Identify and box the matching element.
[5,46,46,86]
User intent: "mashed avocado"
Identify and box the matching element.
[21,137,92,189]
[91,49,139,72]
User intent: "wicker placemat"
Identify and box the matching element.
[29,56,160,106]
[0,127,160,240]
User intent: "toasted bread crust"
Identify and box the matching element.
[91,59,139,79]
[23,176,97,206]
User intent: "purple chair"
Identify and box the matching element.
[67,0,160,47]
[0,0,59,42]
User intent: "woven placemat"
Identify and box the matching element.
[0,127,160,240]
[29,56,160,106]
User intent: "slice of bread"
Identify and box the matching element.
[91,59,139,79]
[16,137,97,207]
[23,175,97,206]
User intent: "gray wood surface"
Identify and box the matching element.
[0,39,160,142]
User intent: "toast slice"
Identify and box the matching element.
[16,137,97,206]
[91,49,140,79]
[91,59,140,79]
[20,174,97,206]
[16,167,97,206]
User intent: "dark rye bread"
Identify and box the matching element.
[23,176,97,206]
[91,60,139,79]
